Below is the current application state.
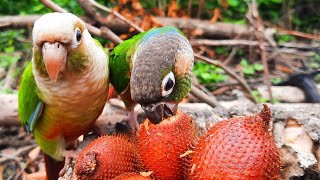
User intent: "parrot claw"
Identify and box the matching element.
[127,110,140,131]
[59,150,79,177]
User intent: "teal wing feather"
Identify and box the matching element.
[18,62,43,132]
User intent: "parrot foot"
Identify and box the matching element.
[59,150,79,176]
[127,110,140,131]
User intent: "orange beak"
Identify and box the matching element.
[42,42,67,82]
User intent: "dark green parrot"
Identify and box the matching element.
[109,26,194,129]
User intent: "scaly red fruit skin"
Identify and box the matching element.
[75,135,142,180]
[189,104,281,180]
[139,110,196,180]
[112,172,153,180]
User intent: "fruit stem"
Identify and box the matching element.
[260,104,271,131]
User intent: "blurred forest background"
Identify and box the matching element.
[0,0,319,103]
[0,0,320,179]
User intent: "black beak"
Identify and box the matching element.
[142,102,178,124]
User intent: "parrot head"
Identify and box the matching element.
[32,12,90,82]
[130,27,194,124]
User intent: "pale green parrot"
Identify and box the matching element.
[18,12,109,179]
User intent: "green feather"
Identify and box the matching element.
[18,62,42,130]
[109,31,147,94]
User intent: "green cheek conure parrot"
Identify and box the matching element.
[109,26,194,129]
[18,13,109,179]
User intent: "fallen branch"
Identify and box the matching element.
[190,39,319,54]
[264,21,320,41]
[0,94,20,126]
[190,86,224,108]
[0,15,253,39]
[190,39,260,46]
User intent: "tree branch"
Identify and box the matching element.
[190,39,260,46]
[246,0,273,102]
[0,15,39,30]
[190,86,224,108]
[40,0,122,44]
[86,0,144,33]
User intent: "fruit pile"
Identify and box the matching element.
[75,105,281,180]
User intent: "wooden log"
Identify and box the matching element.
[1,94,319,179]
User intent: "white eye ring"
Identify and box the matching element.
[71,27,81,48]
[161,71,175,97]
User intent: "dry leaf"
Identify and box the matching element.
[152,7,165,16]
[221,0,229,9]
[168,0,179,17]
[210,8,223,23]
[275,64,293,73]
[132,0,144,16]
[120,34,129,40]
[118,0,128,6]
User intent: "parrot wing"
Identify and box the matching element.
[109,31,147,94]
[18,62,44,133]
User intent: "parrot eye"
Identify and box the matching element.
[71,28,82,48]
[161,71,175,97]
[76,29,82,41]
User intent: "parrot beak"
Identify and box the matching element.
[142,102,178,124]
[42,42,67,82]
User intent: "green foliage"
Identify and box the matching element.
[310,54,320,69]
[275,34,295,43]
[0,54,20,69]
[251,90,280,103]
[193,62,228,85]
[0,0,84,15]
[239,59,264,78]
[251,90,268,103]
[271,77,282,84]
[0,81,15,94]
[0,29,29,72]
[215,47,229,55]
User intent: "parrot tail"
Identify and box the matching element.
[44,153,64,180]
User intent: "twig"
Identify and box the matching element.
[87,0,144,33]
[207,77,266,88]
[40,0,122,44]
[247,0,273,103]
[190,86,224,108]
[264,21,320,41]
[191,39,318,55]
[194,53,256,103]
[190,39,260,46]
[223,47,238,65]
[40,0,67,12]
